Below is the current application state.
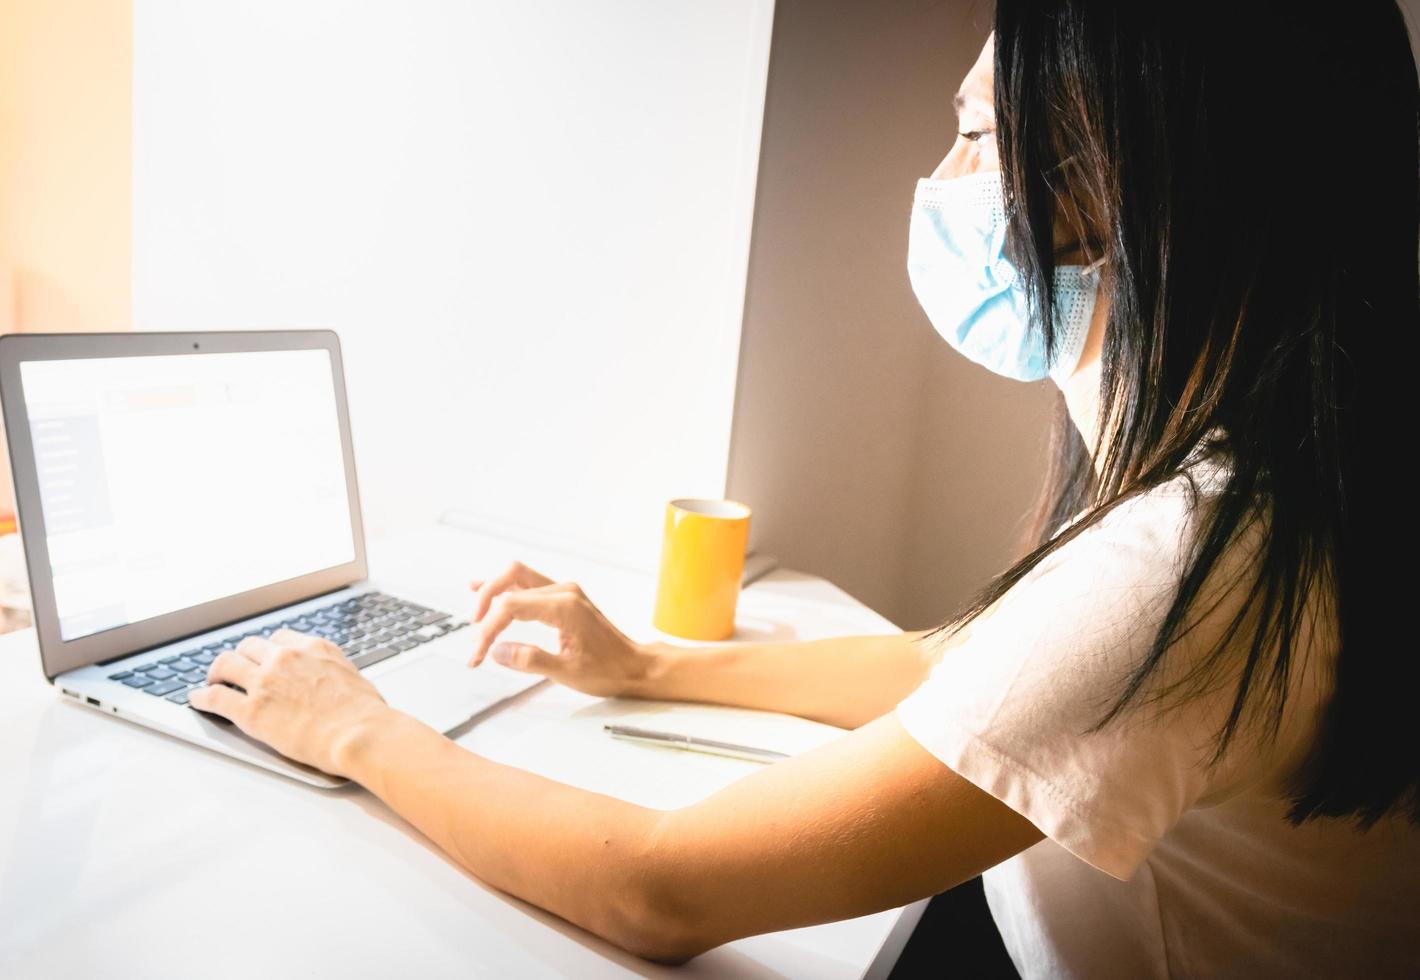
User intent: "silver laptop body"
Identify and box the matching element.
[0,330,543,787]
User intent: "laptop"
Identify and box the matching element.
[0,329,545,787]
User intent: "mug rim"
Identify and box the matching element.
[669,498,751,520]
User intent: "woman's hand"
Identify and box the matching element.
[189,628,397,777]
[468,561,655,698]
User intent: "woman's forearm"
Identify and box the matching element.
[627,629,942,729]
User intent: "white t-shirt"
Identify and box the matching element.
[895,449,1420,978]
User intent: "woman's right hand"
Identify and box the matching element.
[467,561,656,699]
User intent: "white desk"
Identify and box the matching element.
[0,522,925,978]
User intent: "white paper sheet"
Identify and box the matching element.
[483,698,848,811]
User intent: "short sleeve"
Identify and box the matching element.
[896,474,1258,880]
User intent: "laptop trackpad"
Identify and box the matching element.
[372,656,491,729]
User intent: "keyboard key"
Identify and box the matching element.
[391,638,417,653]
[108,670,134,681]
[159,655,181,665]
[122,674,156,688]
[170,659,198,673]
[145,679,185,697]
[179,670,206,684]
[350,646,399,670]
[166,688,192,705]
[412,624,446,641]
[147,667,177,681]
[191,651,216,665]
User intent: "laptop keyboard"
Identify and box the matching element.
[103,591,468,707]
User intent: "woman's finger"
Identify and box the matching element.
[189,681,248,722]
[489,641,562,677]
[469,589,576,666]
[209,649,260,689]
[235,635,278,665]
[272,627,318,649]
[471,562,556,623]
[471,563,525,622]
[272,627,342,659]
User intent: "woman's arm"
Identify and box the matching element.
[629,630,939,729]
[466,562,984,729]
[194,632,1042,965]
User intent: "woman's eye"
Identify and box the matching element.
[959,129,992,143]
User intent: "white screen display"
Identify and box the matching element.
[20,348,356,641]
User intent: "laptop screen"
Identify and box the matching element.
[19,348,357,642]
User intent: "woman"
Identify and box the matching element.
[192,2,1420,974]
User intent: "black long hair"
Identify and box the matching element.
[928,0,1419,827]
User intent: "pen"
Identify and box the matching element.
[602,723,790,763]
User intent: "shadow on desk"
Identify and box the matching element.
[888,877,1018,978]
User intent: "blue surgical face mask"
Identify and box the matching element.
[907,170,1101,385]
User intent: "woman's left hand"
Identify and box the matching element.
[189,628,395,777]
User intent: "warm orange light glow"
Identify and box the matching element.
[0,0,132,523]
[0,0,132,333]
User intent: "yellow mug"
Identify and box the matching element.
[652,498,751,641]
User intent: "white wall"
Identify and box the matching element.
[133,0,774,570]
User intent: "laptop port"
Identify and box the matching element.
[86,697,101,707]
